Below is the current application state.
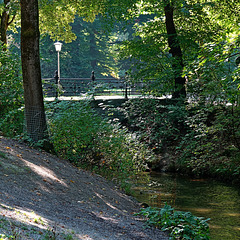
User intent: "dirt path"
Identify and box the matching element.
[0,137,168,239]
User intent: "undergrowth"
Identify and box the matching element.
[122,99,240,182]
[137,204,210,240]
[0,44,24,138]
[46,100,155,190]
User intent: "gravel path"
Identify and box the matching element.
[0,137,168,239]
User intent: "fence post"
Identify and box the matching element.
[125,72,128,99]
[74,79,77,94]
[91,71,95,81]
[54,70,58,99]
[91,71,95,98]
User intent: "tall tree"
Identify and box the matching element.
[164,1,185,99]
[21,0,48,142]
[97,0,239,99]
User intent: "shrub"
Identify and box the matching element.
[176,104,240,179]
[137,204,210,240]
[0,44,23,116]
[46,100,155,187]
[0,44,24,137]
[0,108,24,138]
[122,98,188,153]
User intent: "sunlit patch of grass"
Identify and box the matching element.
[190,208,213,214]
[233,226,240,231]
[224,212,240,217]
[209,224,221,229]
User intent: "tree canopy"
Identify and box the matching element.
[1,0,240,141]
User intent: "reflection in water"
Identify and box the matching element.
[132,173,240,240]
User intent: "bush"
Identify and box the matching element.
[0,108,24,138]
[122,98,187,153]
[122,98,240,181]
[0,44,23,116]
[0,44,24,137]
[176,104,240,180]
[46,100,155,188]
[137,204,210,240]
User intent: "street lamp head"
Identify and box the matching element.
[54,41,62,52]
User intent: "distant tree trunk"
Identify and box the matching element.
[90,31,97,69]
[164,2,186,99]
[21,0,48,142]
[0,0,10,45]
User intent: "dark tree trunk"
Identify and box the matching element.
[0,0,10,45]
[21,0,48,142]
[164,2,186,99]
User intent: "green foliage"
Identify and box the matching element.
[0,44,24,137]
[186,36,240,105]
[176,104,240,180]
[122,98,187,152]
[123,98,240,181]
[46,101,101,162]
[40,16,121,79]
[115,0,240,96]
[137,204,210,240]
[0,108,24,138]
[46,100,154,186]
[0,44,23,115]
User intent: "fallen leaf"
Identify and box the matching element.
[42,179,52,184]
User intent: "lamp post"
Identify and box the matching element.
[54,41,62,97]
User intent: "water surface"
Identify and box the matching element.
[132,173,240,240]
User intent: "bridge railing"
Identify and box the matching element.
[42,77,145,99]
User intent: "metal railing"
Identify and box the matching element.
[42,77,144,99]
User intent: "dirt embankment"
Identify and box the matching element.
[0,137,168,239]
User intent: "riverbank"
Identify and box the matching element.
[0,137,168,239]
[120,98,240,185]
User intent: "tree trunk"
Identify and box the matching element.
[21,0,48,142]
[90,31,97,69]
[0,0,10,45]
[164,2,186,99]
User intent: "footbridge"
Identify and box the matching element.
[42,75,146,101]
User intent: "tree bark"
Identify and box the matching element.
[164,2,186,99]
[21,0,48,142]
[0,0,10,45]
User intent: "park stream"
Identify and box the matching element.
[131,172,240,240]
